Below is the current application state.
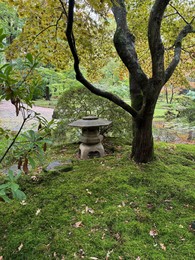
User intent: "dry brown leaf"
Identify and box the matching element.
[121,201,126,207]
[160,243,166,251]
[114,233,121,241]
[102,232,106,240]
[149,229,158,237]
[35,209,41,216]
[73,221,83,228]
[106,249,113,259]
[23,157,29,174]
[86,189,92,195]
[31,176,38,181]
[18,243,23,251]
[85,206,94,214]
[20,200,27,205]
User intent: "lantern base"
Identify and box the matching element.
[79,143,105,159]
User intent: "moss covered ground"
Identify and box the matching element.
[0,140,195,259]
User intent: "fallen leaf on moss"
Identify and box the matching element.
[160,243,166,251]
[85,206,94,214]
[86,189,92,195]
[35,209,41,216]
[31,176,38,181]
[18,243,23,251]
[149,229,158,237]
[73,221,83,228]
[20,200,27,205]
[106,249,113,259]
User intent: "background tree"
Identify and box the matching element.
[0,1,22,45]
[62,0,194,163]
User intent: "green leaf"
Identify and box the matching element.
[0,73,7,80]
[6,169,15,182]
[26,53,33,64]
[12,189,26,201]
[0,194,11,203]
[0,34,7,42]
[10,182,19,191]
[0,183,10,190]
[4,65,13,76]
[42,138,53,144]
[0,63,10,70]
[14,171,22,181]
[28,157,36,169]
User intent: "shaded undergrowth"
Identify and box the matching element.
[0,140,195,259]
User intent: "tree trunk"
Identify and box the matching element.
[45,86,50,100]
[131,115,154,163]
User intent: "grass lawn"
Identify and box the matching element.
[33,98,58,108]
[0,140,195,259]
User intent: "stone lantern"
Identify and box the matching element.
[69,116,112,159]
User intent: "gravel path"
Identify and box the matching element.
[0,100,54,132]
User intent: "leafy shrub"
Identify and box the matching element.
[53,86,132,143]
[186,90,195,100]
[179,100,195,124]
[164,96,195,125]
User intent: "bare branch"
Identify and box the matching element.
[0,113,31,164]
[169,3,190,24]
[148,0,170,80]
[190,17,195,24]
[164,12,177,18]
[59,0,68,18]
[62,0,138,117]
[165,24,194,84]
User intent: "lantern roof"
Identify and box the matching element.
[68,116,112,128]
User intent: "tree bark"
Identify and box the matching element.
[131,115,154,163]
[131,88,157,163]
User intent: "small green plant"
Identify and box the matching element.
[0,169,26,202]
[5,116,54,173]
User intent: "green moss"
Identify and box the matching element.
[0,141,195,259]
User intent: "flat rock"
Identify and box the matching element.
[44,160,73,173]
[4,164,22,175]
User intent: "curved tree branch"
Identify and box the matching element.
[148,0,170,81]
[164,24,194,84]
[61,0,138,117]
[111,0,148,88]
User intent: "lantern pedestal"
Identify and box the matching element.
[79,143,105,159]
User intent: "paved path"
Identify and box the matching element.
[0,100,54,132]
